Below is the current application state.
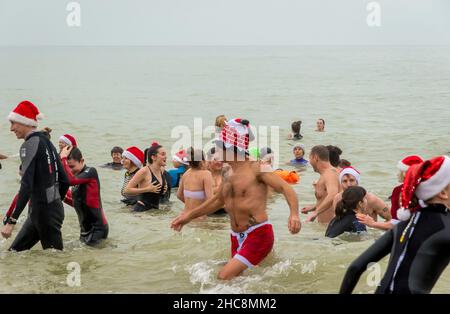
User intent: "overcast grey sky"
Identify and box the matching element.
[0,0,449,46]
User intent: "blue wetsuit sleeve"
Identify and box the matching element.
[339,229,393,294]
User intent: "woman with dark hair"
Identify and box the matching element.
[325,186,368,238]
[288,120,303,140]
[326,145,342,168]
[177,147,214,216]
[316,118,325,132]
[124,142,169,211]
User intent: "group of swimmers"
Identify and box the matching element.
[2,100,450,294]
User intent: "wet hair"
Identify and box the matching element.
[146,143,163,164]
[339,159,351,168]
[68,147,83,162]
[215,115,227,128]
[335,186,366,219]
[326,145,343,167]
[291,121,302,135]
[187,147,205,169]
[318,118,325,126]
[111,146,124,156]
[310,145,329,162]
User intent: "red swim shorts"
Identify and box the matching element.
[230,221,274,268]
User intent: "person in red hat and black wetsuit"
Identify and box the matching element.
[1,101,69,251]
[340,155,450,294]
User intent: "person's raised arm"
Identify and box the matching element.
[339,229,393,294]
[259,171,301,234]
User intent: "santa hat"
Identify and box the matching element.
[398,155,450,221]
[172,149,189,166]
[219,118,252,152]
[59,134,77,147]
[122,146,144,168]
[7,100,43,127]
[397,155,423,172]
[339,167,361,184]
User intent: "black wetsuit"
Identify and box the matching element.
[133,167,168,212]
[62,159,109,246]
[340,204,450,294]
[7,131,69,251]
[100,162,123,170]
[325,211,367,238]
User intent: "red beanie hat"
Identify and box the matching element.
[122,146,144,168]
[398,155,450,221]
[59,134,77,147]
[8,100,43,127]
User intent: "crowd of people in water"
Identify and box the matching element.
[1,100,450,293]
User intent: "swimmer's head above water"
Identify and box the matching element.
[335,186,368,218]
[67,147,85,175]
[146,142,167,167]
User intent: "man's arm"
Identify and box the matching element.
[369,193,392,221]
[340,229,393,294]
[259,172,301,234]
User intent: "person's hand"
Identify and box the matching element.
[144,183,162,194]
[1,224,14,239]
[305,212,317,223]
[288,214,301,234]
[356,213,375,227]
[301,205,314,214]
[60,146,73,159]
[171,212,191,232]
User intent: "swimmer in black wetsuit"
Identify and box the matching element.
[326,186,368,238]
[124,143,169,211]
[340,156,450,294]
[1,101,69,251]
[100,146,123,170]
[60,147,109,246]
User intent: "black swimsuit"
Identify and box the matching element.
[340,204,450,294]
[133,167,167,212]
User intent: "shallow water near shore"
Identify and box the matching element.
[1,46,450,293]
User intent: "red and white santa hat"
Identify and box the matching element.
[339,166,361,184]
[122,146,144,168]
[7,100,43,127]
[397,155,423,172]
[59,134,77,147]
[172,149,189,166]
[398,155,450,221]
[220,118,251,152]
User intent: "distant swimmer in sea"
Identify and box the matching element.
[288,144,308,167]
[316,118,325,132]
[60,146,109,246]
[332,167,391,226]
[287,120,303,140]
[124,142,168,212]
[167,149,189,188]
[100,146,124,170]
[177,148,214,217]
[340,155,450,294]
[1,101,69,251]
[58,133,77,153]
[171,118,301,280]
[120,146,145,206]
[326,145,342,169]
[357,155,423,231]
[325,186,368,238]
[301,145,341,224]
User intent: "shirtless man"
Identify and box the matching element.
[332,167,391,222]
[301,145,340,224]
[171,118,301,280]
